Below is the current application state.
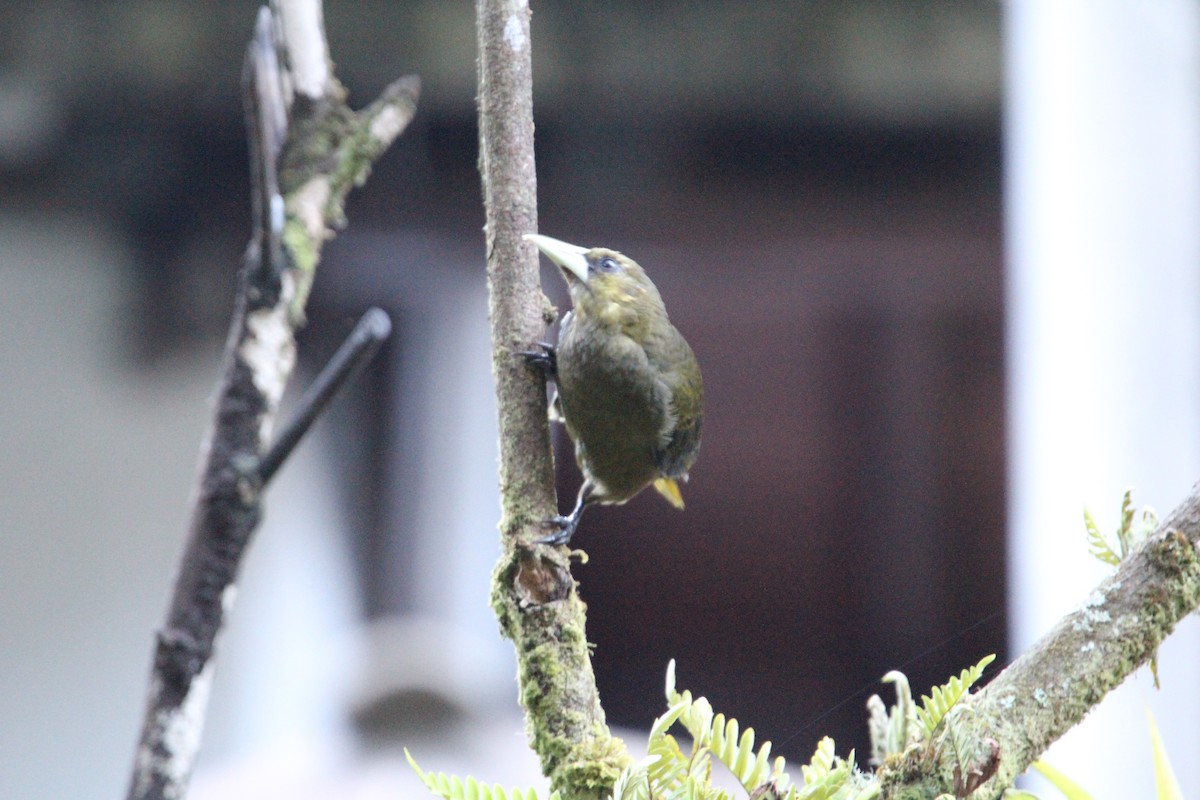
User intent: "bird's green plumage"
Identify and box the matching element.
[527,236,703,518]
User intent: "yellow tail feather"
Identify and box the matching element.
[653,478,686,509]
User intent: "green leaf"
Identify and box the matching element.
[867,670,920,764]
[915,654,996,736]
[1030,716,1182,800]
[404,749,557,800]
[1083,506,1120,565]
[1088,492,1165,686]
[611,755,659,800]
[660,662,797,797]
[1118,488,1137,557]
[800,737,836,785]
[1086,490,1160,566]
[1031,760,1093,800]
[1116,489,1159,558]
[1148,711,1183,800]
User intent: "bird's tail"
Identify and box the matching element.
[653,478,686,509]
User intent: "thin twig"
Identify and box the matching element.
[245,6,287,283]
[258,307,391,485]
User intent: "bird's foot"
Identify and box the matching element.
[520,341,557,376]
[535,513,579,547]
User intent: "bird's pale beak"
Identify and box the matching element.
[524,233,590,284]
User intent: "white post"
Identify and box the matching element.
[1005,1,1200,795]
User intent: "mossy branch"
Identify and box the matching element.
[877,483,1200,799]
[475,1,629,798]
[124,4,416,799]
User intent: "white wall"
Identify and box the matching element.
[0,216,534,798]
[0,216,217,797]
[0,215,363,796]
[1005,2,1200,796]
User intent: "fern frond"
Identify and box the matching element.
[1122,494,1159,557]
[680,697,717,748]
[1117,489,1158,556]
[665,658,682,702]
[795,747,878,800]
[660,667,871,800]
[866,694,888,765]
[1089,489,1160,566]
[1085,491,1163,686]
[800,737,836,785]
[665,661,717,751]
[676,774,730,800]
[1118,489,1136,556]
[405,750,557,800]
[915,654,996,736]
[661,661,796,796]
[703,713,775,790]
[644,695,698,795]
[645,733,689,794]
[651,700,692,740]
[867,670,920,765]
[796,766,849,800]
[1084,506,1120,565]
[611,755,660,800]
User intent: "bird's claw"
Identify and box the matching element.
[520,341,557,376]
[534,514,579,547]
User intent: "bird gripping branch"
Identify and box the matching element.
[524,234,704,546]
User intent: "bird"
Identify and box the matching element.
[522,233,703,546]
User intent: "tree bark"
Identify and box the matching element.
[125,4,417,798]
[878,483,1200,799]
[476,2,630,799]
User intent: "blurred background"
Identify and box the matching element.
[1,2,1197,798]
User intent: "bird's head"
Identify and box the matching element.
[525,234,666,331]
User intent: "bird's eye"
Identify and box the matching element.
[596,256,620,273]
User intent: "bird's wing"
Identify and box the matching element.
[551,309,574,428]
[655,400,702,479]
[651,333,703,480]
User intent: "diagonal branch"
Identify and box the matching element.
[124,4,417,799]
[475,1,630,798]
[256,307,391,485]
[878,482,1200,799]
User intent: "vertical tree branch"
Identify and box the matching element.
[477,2,630,798]
[125,5,417,799]
[269,0,334,102]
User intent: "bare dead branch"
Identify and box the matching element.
[258,307,391,485]
[124,5,416,798]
